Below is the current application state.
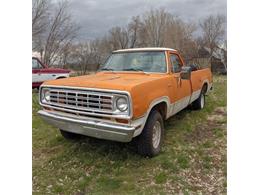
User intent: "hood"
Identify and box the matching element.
[42,72,165,91]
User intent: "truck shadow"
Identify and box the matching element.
[65,107,195,161]
[69,137,141,161]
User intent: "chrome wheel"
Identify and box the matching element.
[152,121,161,149]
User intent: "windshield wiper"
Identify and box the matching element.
[122,68,144,72]
[99,68,114,71]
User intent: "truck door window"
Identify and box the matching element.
[170,54,182,73]
[32,58,42,69]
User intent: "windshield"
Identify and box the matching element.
[100,51,167,73]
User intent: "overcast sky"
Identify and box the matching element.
[69,0,227,41]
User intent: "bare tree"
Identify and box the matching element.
[41,1,79,65]
[69,39,106,75]
[71,43,92,75]
[108,27,129,50]
[128,16,143,48]
[32,0,49,52]
[58,42,72,68]
[32,0,49,38]
[199,15,226,67]
[142,9,171,47]
[105,16,142,50]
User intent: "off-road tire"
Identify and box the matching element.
[137,110,164,157]
[60,129,81,140]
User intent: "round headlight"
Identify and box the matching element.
[41,89,51,103]
[44,90,51,102]
[116,97,128,111]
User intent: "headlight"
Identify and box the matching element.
[41,88,51,103]
[116,97,128,111]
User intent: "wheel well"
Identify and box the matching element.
[56,77,66,79]
[151,102,167,120]
[202,83,208,93]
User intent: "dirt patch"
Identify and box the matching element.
[185,107,226,144]
[214,107,226,115]
[184,123,214,143]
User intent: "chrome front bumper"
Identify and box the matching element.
[38,110,140,142]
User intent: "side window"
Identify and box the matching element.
[32,58,41,69]
[170,54,182,73]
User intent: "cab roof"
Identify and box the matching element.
[113,47,177,53]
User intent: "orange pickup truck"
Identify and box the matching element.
[38,48,212,157]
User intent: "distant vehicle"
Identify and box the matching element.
[32,57,70,88]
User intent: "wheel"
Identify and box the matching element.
[192,86,207,110]
[60,129,81,140]
[137,110,164,157]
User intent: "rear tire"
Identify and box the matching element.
[192,85,207,110]
[60,129,81,140]
[137,110,164,157]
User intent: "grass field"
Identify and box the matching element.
[32,75,227,194]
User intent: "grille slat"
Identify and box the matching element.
[50,94,112,102]
[48,89,114,114]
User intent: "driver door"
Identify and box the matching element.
[32,58,45,83]
[169,52,192,114]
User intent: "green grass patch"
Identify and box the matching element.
[155,172,168,184]
[177,153,190,169]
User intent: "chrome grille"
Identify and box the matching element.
[48,89,114,114]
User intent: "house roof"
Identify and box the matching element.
[203,47,226,60]
[113,47,177,53]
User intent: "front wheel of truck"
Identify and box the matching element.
[60,129,81,140]
[137,110,164,157]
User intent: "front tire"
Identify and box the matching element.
[137,110,164,157]
[60,129,81,140]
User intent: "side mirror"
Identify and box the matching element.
[180,66,192,80]
[188,64,199,71]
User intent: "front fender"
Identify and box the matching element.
[129,77,172,119]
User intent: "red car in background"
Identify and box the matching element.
[32,57,70,88]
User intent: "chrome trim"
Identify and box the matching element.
[48,88,114,113]
[42,104,130,119]
[38,110,138,142]
[39,85,133,119]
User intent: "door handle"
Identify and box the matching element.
[174,75,181,86]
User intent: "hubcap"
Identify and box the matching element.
[152,121,161,149]
[201,94,205,108]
